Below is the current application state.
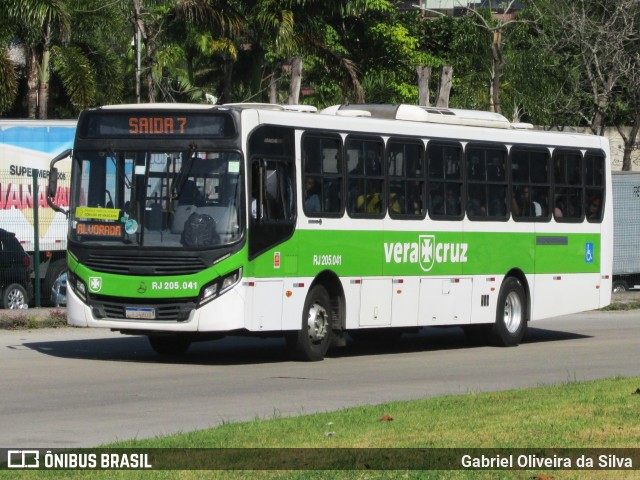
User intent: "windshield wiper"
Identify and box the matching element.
[170,146,197,201]
[106,148,132,190]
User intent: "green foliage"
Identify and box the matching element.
[361,70,417,104]
[0,0,636,127]
[51,45,95,111]
[0,47,18,114]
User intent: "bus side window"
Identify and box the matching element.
[302,134,343,216]
[387,140,425,219]
[510,147,550,222]
[553,150,583,221]
[584,152,604,223]
[346,137,384,218]
[428,142,463,220]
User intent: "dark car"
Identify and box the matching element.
[0,228,32,309]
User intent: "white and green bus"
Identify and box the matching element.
[47,103,612,360]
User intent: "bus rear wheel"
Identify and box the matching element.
[148,335,191,356]
[488,277,527,347]
[612,281,628,293]
[288,285,333,361]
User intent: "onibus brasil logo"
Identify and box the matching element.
[384,234,468,272]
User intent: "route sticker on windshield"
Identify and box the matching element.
[75,206,120,221]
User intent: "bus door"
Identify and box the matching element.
[247,126,296,331]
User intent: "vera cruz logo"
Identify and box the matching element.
[419,235,435,271]
[89,277,102,292]
[384,234,468,272]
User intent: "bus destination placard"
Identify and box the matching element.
[75,221,124,240]
[82,112,235,138]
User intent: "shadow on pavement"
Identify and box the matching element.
[20,325,590,366]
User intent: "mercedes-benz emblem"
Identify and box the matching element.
[137,282,147,294]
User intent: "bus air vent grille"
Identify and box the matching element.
[84,254,207,275]
[89,296,196,321]
[101,303,186,321]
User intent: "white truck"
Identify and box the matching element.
[0,119,76,305]
[612,171,640,292]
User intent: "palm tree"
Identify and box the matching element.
[4,0,71,118]
[175,0,245,103]
[0,46,18,115]
[244,0,369,105]
[0,0,122,119]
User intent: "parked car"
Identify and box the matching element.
[0,228,33,309]
[50,271,67,307]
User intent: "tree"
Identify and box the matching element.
[536,0,640,136]
[612,48,640,171]
[0,47,18,115]
[462,0,530,114]
[175,0,244,103]
[4,0,71,118]
[337,1,437,105]
[1,0,124,117]
[0,8,19,114]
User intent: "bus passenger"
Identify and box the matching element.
[445,188,461,215]
[554,197,565,218]
[304,177,320,213]
[587,196,602,220]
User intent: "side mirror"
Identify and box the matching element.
[47,149,72,216]
[47,168,58,198]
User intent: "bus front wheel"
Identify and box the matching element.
[288,285,333,361]
[148,335,191,356]
[489,277,527,347]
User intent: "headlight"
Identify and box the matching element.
[202,283,218,301]
[221,270,240,292]
[198,268,242,306]
[68,271,87,302]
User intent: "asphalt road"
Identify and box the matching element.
[1,309,639,448]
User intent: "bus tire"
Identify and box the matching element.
[2,283,28,309]
[488,276,527,347]
[148,335,191,356]
[44,258,67,306]
[289,285,333,361]
[612,280,628,293]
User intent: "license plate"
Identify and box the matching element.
[125,307,156,319]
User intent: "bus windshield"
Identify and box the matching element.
[70,149,243,248]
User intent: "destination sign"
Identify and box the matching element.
[81,112,236,138]
[75,221,124,240]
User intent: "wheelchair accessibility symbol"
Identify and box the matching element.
[585,242,594,263]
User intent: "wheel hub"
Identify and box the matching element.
[503,291,523,333]
[7,289,26,309]
[307,302,328,342]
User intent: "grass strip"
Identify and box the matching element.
[2,376,639,480]
[0,309,67,329]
